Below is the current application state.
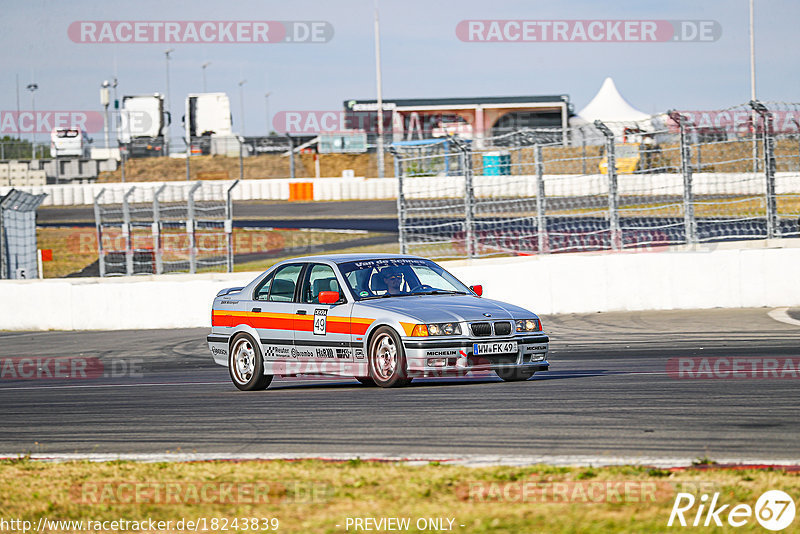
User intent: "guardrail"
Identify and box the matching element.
[1,241,798,330]
[2,173,800,207]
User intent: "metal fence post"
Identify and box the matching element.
[0,193,7,279]
[187,182,202,273]
[391,148,407,254]
[792,119,800,172]
[594,120,621,250]
[153,184,166,275]
[122,187,135,275]
[225,180,240,272]
[286,134,295,179]
[670,111,697,245]
[93,188,106,277]
[750,101,778,239]
[451,137,475,258]
[534,144,549,253]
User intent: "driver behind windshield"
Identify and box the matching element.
[379,267,406,295]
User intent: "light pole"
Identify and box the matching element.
[164,48,174,157]
[749,0,758,172]
[201,61,211,92]
[373,2,385,178]
[101,80,111,149]
[26,83,38,158]
[112,77,119,144]
[264,92,272,135]
[238,79,247,136]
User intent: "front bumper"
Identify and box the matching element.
[403,334,550,376]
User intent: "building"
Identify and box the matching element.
[343,95,572,148]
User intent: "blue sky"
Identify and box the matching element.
[2,0,798,135]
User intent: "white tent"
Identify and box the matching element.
[577,77,651,124]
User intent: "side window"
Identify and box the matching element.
[253,272,275,301]
[267,264,303,302]
[301,264,343,304]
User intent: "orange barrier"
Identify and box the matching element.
[288,182,314,201]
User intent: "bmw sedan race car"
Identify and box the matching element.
[207,254,549,390]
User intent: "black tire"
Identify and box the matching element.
[228,334,272,391]
[356,377,377,387]
[368,326,409,388]
[495,368,535,382]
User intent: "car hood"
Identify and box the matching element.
[357,294,535,323]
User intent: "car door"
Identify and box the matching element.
[293,263,354,374]
[251,263,304,362]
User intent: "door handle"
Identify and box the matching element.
[296,310,307,315]
[251,307,261,313]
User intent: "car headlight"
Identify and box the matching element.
[515,319,540,332]
[425,322,462,336]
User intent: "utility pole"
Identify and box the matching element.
[164,48,174,157]
[238,79,247,136]
[101,80,111,149]
[373,2,385,178]
[264,92,272,135]
[26,82,38,158]
[202,61,211,92]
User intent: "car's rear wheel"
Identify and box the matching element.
[368,327,409,388]
[495,368,535,382]
[229,334,272,391]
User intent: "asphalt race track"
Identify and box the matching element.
[1,308,799,462]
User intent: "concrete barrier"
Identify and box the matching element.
[1,241,799,331]
[3,172,799,207]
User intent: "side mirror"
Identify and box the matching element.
[318,291,340,304]
[470,285,483,297]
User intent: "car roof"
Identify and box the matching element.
[275,253,427,265]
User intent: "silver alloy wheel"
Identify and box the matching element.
[372,333,397,380]
[231,338,256,384]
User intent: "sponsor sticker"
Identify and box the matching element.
[315,347,335,359]
[263,345,291,359]
[425,349,459,357]
[335,348,351,359]
[314,309,327,335]
[354,348,365,360]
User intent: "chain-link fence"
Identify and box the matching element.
[0,189,47,279]
[394,101,800,259]
[94,181,237,276]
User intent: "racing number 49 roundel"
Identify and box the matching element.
[314,309,327,335]
[207,254,549,390]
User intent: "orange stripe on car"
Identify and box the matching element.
[212,310,374,335]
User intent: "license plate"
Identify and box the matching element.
[473,341,518,356]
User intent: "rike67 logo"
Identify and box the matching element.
[668,490,795,530]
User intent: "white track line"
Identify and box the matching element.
[768,307,800,327]
[1,452,799,468]
[0,371,672,391]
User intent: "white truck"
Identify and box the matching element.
[119,93,169,157]
[50,128,90,157]
[184,93,234,155]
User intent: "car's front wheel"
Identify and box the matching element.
[229,334,272,391]
[368,327,409,388]
[495,368,535,382]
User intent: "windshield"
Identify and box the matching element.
[338,258,472,300]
